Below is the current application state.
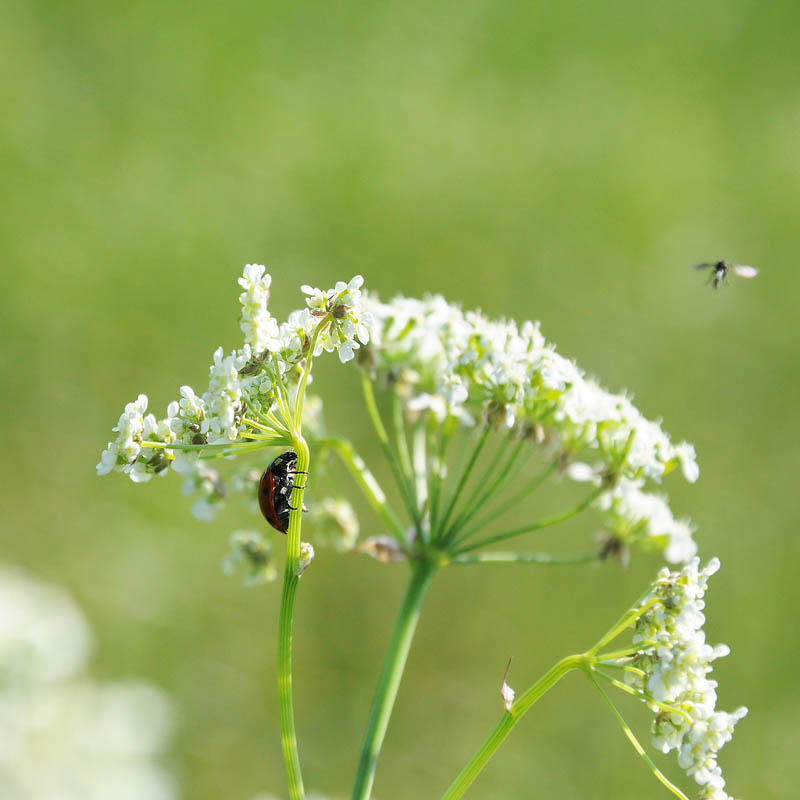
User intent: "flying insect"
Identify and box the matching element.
[693,260,759,289]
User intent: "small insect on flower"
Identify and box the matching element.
[693,260,759,289]
[258,451,308,534]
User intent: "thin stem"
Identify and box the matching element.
[141,440,272,452]
[294,319,328,426]
[360,374,419,525]
[391,390,414,487]
[243,415,290,436]
[450,550,600,566]
[437,425,491,544]
[277,436,310,800]
[593,671,694,725]
[589,597,659,656]
[412,423,428,532]
[320,437,406,539]
[454,487,604,555]
[441,655,584,800]
[595,646,642,662]
[456,458,554,543]
[585,671,689,800]
[428,416,456,532]
[444,431,521,542]
[271,354,295,434]
[352,562,437,800]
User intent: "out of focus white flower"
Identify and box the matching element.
[0,567,176,800]
[222,531,277,585]
[0,568,91,686]
[311,498,360,552]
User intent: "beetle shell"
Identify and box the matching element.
[258,451,299,534]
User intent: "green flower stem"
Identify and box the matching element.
[589,597,658,655]
[441,654,584,800]
[243,416,290,436]
[352,561,437,800]
[586,671,689,800]
[294,319,328,426]
[270,353,297,433]
[593,671,694,724]
[391,390,414,486]
[595,646,641,662]
[444,432,520,542]
[320,437,406,539]
[428,416,456,532]
[277,435,310,800]
[412,423,428,529]
[140,440,275,452]
[437,425,491,543]
[454,486,604,555]
[450,550,600,566]
[360,374,419,524]
[455,458,554,543]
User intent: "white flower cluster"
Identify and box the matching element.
[238,264,281,354]
[301,275,373,363]
[98,266,371,496]
[593,476,697,564]
[363,293,699,560]
[0,567,175,800]
[365,294,697,484]
[96,394,171,483]
[627,558,747,800]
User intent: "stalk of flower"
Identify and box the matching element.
[441,558,745,800]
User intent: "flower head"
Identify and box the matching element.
[618,559,747,798]
[302,275,372,363]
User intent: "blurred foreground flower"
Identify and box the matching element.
[0,567,176,800]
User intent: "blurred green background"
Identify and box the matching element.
[2,0,798,797]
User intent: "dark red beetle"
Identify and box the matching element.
[258,451,307,534]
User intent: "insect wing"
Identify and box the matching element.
[258,468,286,533]
[692,262,715,271]
[732,265,758,279]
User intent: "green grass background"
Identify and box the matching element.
[2,1,798,797]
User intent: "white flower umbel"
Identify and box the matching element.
[360,292,699,563]
[595,558,746,800]
[363,294,698,483]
